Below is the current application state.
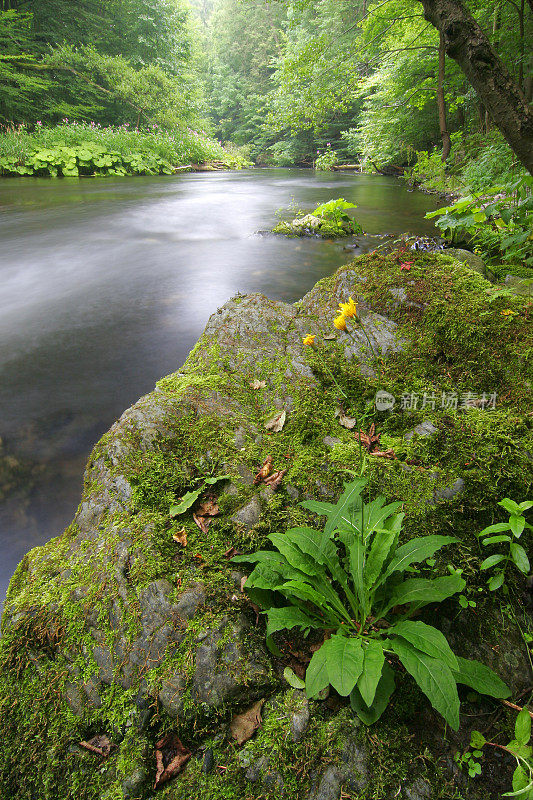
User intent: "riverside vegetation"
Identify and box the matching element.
[1,247,532,799]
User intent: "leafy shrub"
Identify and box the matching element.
[313,198,363,234]
[425,180,533,267]
[315,143,338,171]
[235,479,510,730]
[477,498,533,591]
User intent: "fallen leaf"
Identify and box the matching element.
[251,380,266,389]
[224,546,241,559]
[154,733,191,789]
[263,469,287,489]
[240,576,248,593]
[230,699,265,745]
[193,514,211,534]
[324,333,337,340]
[335,406,357,429]
[195,495,219,516]
[265,410,286,433]
[79,735,115,758]
[253,455,273,485]
[172,528,187,547]
[372,448,396,459]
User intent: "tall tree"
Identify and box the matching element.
[418,0,533,173]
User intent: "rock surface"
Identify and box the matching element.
[1,249,531,800]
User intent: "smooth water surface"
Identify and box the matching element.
[0,168,440,600]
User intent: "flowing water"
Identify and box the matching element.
[0,168,440,600]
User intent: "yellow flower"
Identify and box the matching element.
[500,309,518,316]
[333,314,347,331]
[302,334,316,346]
[338,297,357,318]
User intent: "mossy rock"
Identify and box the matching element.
[1,250,532,800]
[273,213,363,238]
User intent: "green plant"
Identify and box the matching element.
[313,198,363,234]
[234,479,510,729]
[471,708,533,797]
[169,474,229,517]
[454,737,483,778]
[315,144,338,171]
[477,498,533,591]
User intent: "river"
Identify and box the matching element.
[0,168,440,601]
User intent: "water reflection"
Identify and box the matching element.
[0,169,440,600]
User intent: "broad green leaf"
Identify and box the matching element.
[482,535,511,545]
[326,635,364,696]
[470,730,486,748]
[279,580,343,622]
[478,522,512,536]
[389,621,458,670]
[364,529,396,588]
[380,536,459,583]
[350,661,396,725]
[488,571,505,591]
[515,708,532,746]
[510,516,526,537]
[204,475,230,485]
[499,499,522,515]
[170,488,203,516]
[245,563,289,591]
[385,574,465,612]
[305,644,331,698]
[323,478,366,538]
[390,638,460,730]
[265,606,318,639]
[511,543,530,574]
[480,553,507,570]
[519,502,533,512]
[510,765,532,795]
[285,527,352,597]
[269,532,325,577]
[357,640,385,706]
[452,656,510,699]
[348,538,367,615]
[299,498,335,522]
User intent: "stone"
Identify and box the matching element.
[202,748,215,774]
[231,496,262,530]
[445,248,485,274]
[323,436,342,448]
[176,583,205,619]
[434,477,464,501]
[290,694,310,742]
[403,777,432,799]
[404,420,438,441]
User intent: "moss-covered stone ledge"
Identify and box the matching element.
[1,250,532,800]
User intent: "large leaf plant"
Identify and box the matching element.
[234,479,510,730]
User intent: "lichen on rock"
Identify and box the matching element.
[0,249,531,799]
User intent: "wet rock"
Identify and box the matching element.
[191,614,272,707]
[64,683,85,716]
[202,747,215,774]
[308,733,369,799]
[323,436,342,448]
[176,583,205,619]
[434,477,464,502]
[404,420,438,441]
[445,248,485,275]
[231,496,262,530]
[158,674,187,717]
[290,693,310,742]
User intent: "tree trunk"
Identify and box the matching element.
[437,32,452,160]
[418,0,533,174]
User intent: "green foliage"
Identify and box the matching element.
[313,198,363,234]
[470,708,533,798]
[425,180,533,267]
[0,121,250,177]
[234,478,510,730]
[315,144,338,171]
[169,475,229,517]
[477,499,533,591]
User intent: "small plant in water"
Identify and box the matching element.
[477,498,533,591]
[234,479,510,729]
[313,198,363,234]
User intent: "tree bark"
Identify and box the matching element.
[418,0,533,174]
[437,32,452,160]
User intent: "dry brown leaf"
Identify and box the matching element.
[195,496,219,516]
[154,732,191,789]
[335,407,357,429]
[172,528,187,547]
[253,455,272,485]
[324,333,337,340]
[250,379,266,389]
[240,576,248,593]
[193,513,211,534]
[265,410,286,433]
[223,546,241,559]
[229,699,265,745]
[79,735,115,758]
[263,469,287,489]
[372,449,396,459]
